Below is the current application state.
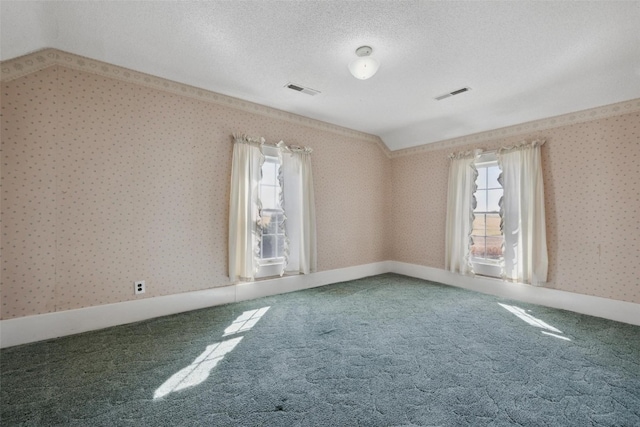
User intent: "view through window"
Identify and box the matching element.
[258,155,285,263]
[471,161,504,264]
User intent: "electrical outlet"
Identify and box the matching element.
[134,280,145,295]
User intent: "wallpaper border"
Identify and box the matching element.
[3,48,639,159]
[0,48,391,156]
[389,98,640,158]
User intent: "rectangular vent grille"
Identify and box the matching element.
[435,86,471,101]
[285,82,321,96]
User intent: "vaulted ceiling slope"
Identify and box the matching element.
[2,1,639,151]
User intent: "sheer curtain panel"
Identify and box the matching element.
[228,135,264,282]
[229,135,316,282]
[498,140,548,285]
[282,145,317,275]
[445,151,480,275]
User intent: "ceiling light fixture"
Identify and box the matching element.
[348,46,380,80]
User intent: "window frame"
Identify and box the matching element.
[470,153,504,278]
[258,208,285,265]
[255,147,286,278]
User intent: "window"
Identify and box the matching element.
[471,154,503,277]
[229,134,317,282]
[445,142,547,285]
[258,152,286,265]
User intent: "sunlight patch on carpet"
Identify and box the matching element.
[154,337,243,399]
[499,303,571,341]
[154,306,270,399]
[541,331,571,341]
[223,307,270,337]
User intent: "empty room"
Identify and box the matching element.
[1,1,639,425]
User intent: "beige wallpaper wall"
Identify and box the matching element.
[1,62,391,319]
[391,111,640,304]
[1,50,638,321]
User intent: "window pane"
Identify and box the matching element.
[475,167,487,190]
[275,186,282,208]
[486,189,502,212]
[485,213,502,236]
[261,235,275,259]
[474,189,487,212]
[471,160,503,264]
[277,217,285,234]
[261,161,277,185]
[259,212,272,232]
[485,236,503,259]
[276,235,285,257]
[472,214,486,236]
[267,215,277,234]
[470,236,485,258]
[261,186,277,209]
[487,165,501,189]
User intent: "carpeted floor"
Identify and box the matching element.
[1,273,639,426]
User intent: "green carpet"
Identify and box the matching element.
[2,274,639,426]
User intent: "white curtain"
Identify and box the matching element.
[498,140,548,285]
[229,135,316,282]
[228,135,264,282]
[282,145,317,275]
[445,150,479,275]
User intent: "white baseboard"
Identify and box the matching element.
[387,261,640,327]
[0,262,389,348]
[2,260,637,348]
[235,261,391,302]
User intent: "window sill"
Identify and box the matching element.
[255,261,285,279]
[258,259,284,266]
[471,260,502,279]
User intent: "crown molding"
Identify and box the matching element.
[389,98,640,158]
[0,48,391,157]
[3,48,637,160]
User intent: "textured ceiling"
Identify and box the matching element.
[2,1,639,151]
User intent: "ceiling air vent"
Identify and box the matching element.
[285,82,321,96]
[435,86,471,101]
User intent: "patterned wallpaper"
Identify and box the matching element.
[391,112,640,304]
[0,64,390,319]
[1,50,638,320]
[0,49,390,156]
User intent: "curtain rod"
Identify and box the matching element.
[232,133,312,153]
[448,139,545,159]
